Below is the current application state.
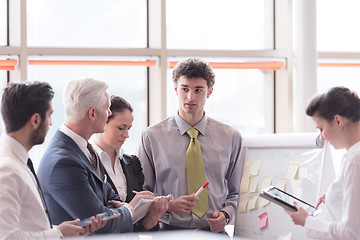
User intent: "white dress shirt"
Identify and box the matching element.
[92,142,128,201]
[305,141,360,239]
[0,134,60,239]
[60,124,92,162]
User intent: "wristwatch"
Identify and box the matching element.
[220,210,230,224]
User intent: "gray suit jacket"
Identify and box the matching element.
[37,130,133,234]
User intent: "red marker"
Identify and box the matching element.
[194,181,209,196]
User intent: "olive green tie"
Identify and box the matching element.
[186,128,209,218]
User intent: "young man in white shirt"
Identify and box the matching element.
[0,81,106,239]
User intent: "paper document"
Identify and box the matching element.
[132,198,154,224]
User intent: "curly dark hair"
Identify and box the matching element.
[172,57,215,88]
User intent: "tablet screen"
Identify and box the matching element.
[77,208,120,227]
[267,187,318,216]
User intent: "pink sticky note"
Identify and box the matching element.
[257,212,268,230]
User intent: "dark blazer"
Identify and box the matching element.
[105,154,144,202]
[37,130,133,234]
[104,154,159,231]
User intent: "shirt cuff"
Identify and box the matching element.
[43,227,63,239]
[122,203,134,219]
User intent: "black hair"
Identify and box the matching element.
[1,81,54,133]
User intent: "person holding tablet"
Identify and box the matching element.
[0,81,106,239]
[286,86,360,239]
[92,95,170,231]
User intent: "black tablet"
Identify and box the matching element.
[77,208,121,227]
[259,186,321,216]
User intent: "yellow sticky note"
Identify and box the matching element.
[248,194,258,210]
[238,197,249,213]
[260,176,272,191]
[287,160,300,179]
[276,178,286,191]
[240,167,250,193]
[244,160,252,169]
[250,160,260,176]
[249,176,258,193]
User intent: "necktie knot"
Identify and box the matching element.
[87,142,92,150]
[186,128,198,139]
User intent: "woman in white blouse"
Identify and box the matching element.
[286,86,360,239]
[93,95,169,231]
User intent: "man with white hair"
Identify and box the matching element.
[38,78,143,234]
[0,81,106,239]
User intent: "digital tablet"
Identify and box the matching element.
[259,186,321,216]
[77,208,121,227]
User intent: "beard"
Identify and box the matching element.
[31,121,47,146]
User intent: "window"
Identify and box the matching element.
[27,0,147,48]
[1,1,287,167]
[28,56,147,167]
[318,64,360,94]
[317,0,360,52]
[0,0,7,46]
[0,71,6,133]
[166,0,273,50]
[166,58,274,134]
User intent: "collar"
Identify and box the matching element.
[60,123,88,151]
[174,112,207,136]
[91,141,124,160]
[1,134,29,165]
[346,141,360,155]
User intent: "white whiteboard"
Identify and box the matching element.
[234,133,335,240]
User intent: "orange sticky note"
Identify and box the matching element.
[257,212,268,230]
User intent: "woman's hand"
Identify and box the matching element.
[285,202,309,226]
[316,194,325,208]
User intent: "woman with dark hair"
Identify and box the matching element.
[92,95,169,231]
[286,86,360,239]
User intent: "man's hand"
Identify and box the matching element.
[285,202,309,226]
[58,214,107,237]
[206,210,226,232]
[107,200,126,208]
[167,195,198,214]
[143,196,171,230]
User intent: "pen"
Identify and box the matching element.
[194,181,209,196]
[133,190,173,200]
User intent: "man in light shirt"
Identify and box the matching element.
[137,58,243,233]
[0,81,106,239]
[38,77,150,234]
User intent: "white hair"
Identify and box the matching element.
[63,77,110,123]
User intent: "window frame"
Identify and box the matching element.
[0,0,294,134]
